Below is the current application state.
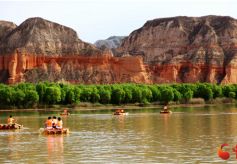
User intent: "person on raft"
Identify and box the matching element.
[115,109,125,114]
[56,117,63,129]
[63,109,69,115]
[45,116,53,129]
[7,115,15,125]
[52,116,58,128]
[163,105,168,112]
[7,115,22,128]
[45,116,63,130]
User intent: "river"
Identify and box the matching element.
[0,104,237,163]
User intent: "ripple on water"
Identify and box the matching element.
[1,108,237,163]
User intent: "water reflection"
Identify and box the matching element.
[47,135,64,163]
[114,115,126,130]
[7,133,16,160]
[161,113,171,135]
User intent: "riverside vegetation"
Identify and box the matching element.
[0,82,236,109]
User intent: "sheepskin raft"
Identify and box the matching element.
[39,128,69,135]
[0,124,22,130]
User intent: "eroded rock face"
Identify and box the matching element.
[0,18,149,84]
[0,17,100,56]
[0,21,17,41]
[1,16,237,84]
[0,51,149,84]
[118,15,237,84]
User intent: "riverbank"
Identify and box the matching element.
[0,97,236,112]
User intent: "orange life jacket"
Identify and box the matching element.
[47,120,52,127]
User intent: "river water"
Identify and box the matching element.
[0,105,237,163]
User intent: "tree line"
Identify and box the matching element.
[0,82,237,108]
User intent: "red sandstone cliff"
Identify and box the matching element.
[1,16,237,84]
[118,16,237,84]
[0,51,149,84]
[0,17,149,84]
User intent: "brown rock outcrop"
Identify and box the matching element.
[118,15,237,84]
[1,16,237,84]
[0,17,100,56]
[0,17,149,84]
[0,21,17,40]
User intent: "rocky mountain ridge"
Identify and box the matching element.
[118,15,237,84]
[0,16,237,84]
[0,17,148,84]
[0,20,17,42]
[0,17,100,56]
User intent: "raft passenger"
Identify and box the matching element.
[7,115,15,125]
[64,109,68,114]
[163,105,168,112]
[56,117,63,129]
[46,117,53,129]
[52,116,57,128]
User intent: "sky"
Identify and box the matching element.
[0,0,236,43]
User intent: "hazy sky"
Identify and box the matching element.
[1,0,236,43]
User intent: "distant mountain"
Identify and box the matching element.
[94,36,126,50]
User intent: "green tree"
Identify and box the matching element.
[74,87,81,104]
[131,87,142,103]
[148,85,160,102]
[228,92,236,99]
[24,90,39,107]
[183,89,193,103]
[80,87,93,102]
[13,89,25,108]
[90,87,100,103]
[45,87,61,104]
[173,89,182,102]
[141,87,152,103]
[222,85,235,98]
[0,87,14,105]
[196,84,213,101]
[212,84,222,98]
[99,89,111,104]
[123,87,133,103]
[65,87,75,104]
[160,87,174,104]
[111,87,125,104]
[36,82,46,103]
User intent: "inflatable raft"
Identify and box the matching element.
[40,128,70,135]
[0,124,22,130]
[160,110,172,114]
[113,109,128,116]
[60,109,70,116]
[60,113,70,116]
[113,112,128,116]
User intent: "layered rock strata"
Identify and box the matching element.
[0,17,148,84]
[0,51,149,84]
[118,16,237,84]
[1,16,237,84]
